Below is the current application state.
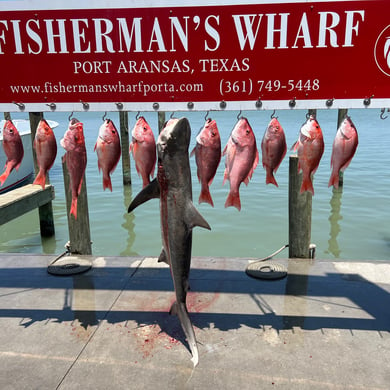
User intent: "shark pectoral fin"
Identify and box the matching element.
[185,202,211,231]
[158,248,169,264]
[169,301,178,316]
[128,178,160,212]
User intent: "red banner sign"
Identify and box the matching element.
[0,0,389,111]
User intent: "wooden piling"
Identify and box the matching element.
[288,155,312,258]
[62,160,92,255]
[119,111,131,185]
[158,111,166,133]
[29,112,55,236]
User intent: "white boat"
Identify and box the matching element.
[0,119,59,194]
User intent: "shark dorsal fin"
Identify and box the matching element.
[185,202,211,230]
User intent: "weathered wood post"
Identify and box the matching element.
[29,112,55,237]
[62,160,92,255]
[158,111,166,133]
[288,108,316,259]
[61,117,92,255]
[288,155,312,258]
[119,111,131,185]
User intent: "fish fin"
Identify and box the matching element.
[70,198,78,219]
[158,248,169,264]
[199,185,214,207]
[290,140,298,151]
[102,174,113,191]
[33,170,46,189]
[222,144,228,156]
[185,202,211,230]
[225,191,241,211]
[141,175,151,188]
[244,149,259,185]
[328,170,339,189]
[170,301,199,367]
[222,168,229,185]
[128,178,160,212]
[190,147,196,157]
[300,175,314,195]
[265,168,278,187]
[94,142,97,152]
[0,165,12,186]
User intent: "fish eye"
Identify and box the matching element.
[246,130,250,134]
[143,126,147,131]
[112,130,115,134]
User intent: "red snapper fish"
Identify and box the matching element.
[190,118,221,206]
[94,119,121,191]
[261,117,287,187]
[223,117,259,211]
[129,116,156,188]
[60,118,87,219]
[0,120,24,186]
[33,119,57,189]
[328,116,358,189]
[293,115,324,195]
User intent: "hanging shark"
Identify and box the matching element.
[128,117,211,366]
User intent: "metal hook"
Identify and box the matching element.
[204,111,210,121]
[170,112,175,119]
[102,112,107,121]
[380,108,388,120]
[68,112,74,121]
[270,110,277,119]
[135,111,140,120]
[80,100,89,110]
[12,101,25,110]
[237,110,242,120]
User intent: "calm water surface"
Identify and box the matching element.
[1,109,389,261]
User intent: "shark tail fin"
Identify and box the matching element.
[170,301,199,367]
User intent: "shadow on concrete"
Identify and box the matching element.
[0,262,389,336]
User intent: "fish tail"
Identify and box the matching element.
[141,175,151,188]
[225,191,241,211]
[199,185,214,207]
[33,170,46,189]
[328,169,339,189]
[170,301,199,367]
[265,169,278,187]
[70,197,78,219]
[300,174,314,195]
[102,174,113,192]
[0,165,12,186]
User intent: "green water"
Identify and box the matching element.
[1,109,390,261]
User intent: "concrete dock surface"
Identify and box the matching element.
[0,253,389,389]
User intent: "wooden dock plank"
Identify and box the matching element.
[0,184,55,225]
